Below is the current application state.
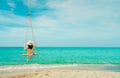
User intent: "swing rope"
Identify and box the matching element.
[24,0,36,46]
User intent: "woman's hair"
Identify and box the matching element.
[28,45,33,49]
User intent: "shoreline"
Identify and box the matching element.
[0,64,120,78]
[0,64,120,73]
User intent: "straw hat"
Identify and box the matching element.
[27,41,33,45]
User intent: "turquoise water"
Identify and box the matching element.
[0,47,120,65]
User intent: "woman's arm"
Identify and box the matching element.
[33,42,36,48]
[24,43,28,50]
[33,45,36,48]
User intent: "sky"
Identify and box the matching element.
[0,0,120,47]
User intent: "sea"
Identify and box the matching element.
[0,47,120,65]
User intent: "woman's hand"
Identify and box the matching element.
[33,45,36,48]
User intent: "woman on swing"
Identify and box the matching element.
[24,40,36,60]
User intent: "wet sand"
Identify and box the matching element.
[0,64,120,78]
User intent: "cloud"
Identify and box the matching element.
[7,0,16,12]
[8,2,15,8]
[0,10,27,28]
[47,0,120,23]
[0,0,120,47]
[33,0,119,38]
[23,0,47,9]
[37,0,120,46]
[24,0,120,40]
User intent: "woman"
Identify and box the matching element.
[24,41,36,60]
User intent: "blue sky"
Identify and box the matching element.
[0,0,120,47]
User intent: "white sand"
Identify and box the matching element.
[0,64,120,78]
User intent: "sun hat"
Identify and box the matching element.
[27,41,33,45]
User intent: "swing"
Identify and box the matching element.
[22,0,38,58]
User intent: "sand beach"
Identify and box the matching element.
[0,64,120,78]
